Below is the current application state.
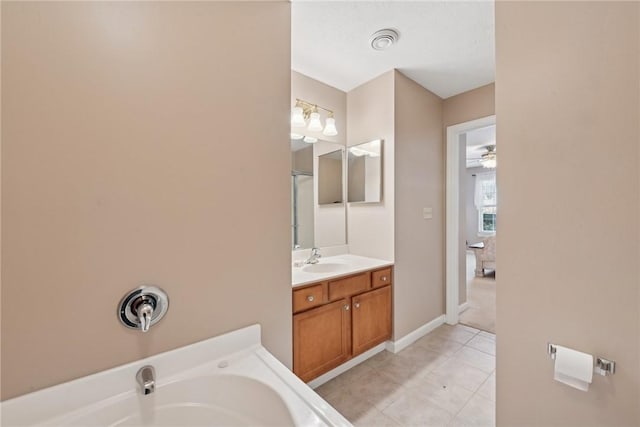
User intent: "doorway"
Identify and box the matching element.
[445,115,496,330]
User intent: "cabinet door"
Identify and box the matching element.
[352,285,392,356]
[293,298,351,382]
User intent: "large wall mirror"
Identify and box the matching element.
[291,138,347,250]
[348,139,383,203]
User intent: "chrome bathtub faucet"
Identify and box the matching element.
[136,365,156,395]
[305,247,322,264]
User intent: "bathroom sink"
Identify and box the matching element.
[301,263,348,274]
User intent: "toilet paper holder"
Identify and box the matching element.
[547,343,616,376]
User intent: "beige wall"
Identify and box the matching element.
[443,83,495,129]
[1,1,291,400]
[443,83,496,305]
[393,71,445,338]
[346,71,395,261]
[496,2,639,426]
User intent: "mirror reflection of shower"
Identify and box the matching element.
[291,139,314,249]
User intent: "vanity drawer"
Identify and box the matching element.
[329,273,369,301]
[371,267,393,289]
[293,283,325,313]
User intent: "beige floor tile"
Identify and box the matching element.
[432,325,479,345]
[342,369,406,411]
[478,331,496,341]
[315,361,375,397]
[429,359,491,393]
[363,350,395,368]
[382,393,455,427]
[476,373,495,402]
[374,356,420,383]
[466,335,496,356]
[314,320,496,427]
[450,347,495,373]
[353,408,402,427]
[315,376,343,398]
[415,334,464,356]
[451,394,495,427]
[405,376,474,415]
[397,345,451,372]
[323,390,380,422]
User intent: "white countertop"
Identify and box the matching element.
[292,254,393,288]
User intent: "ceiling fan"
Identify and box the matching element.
[468,145,497,168]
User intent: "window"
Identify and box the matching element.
[474,172,497,235]
[479,206,497,233]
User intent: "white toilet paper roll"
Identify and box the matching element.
[553,345,593,391]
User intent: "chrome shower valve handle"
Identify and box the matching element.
[118,286,169,332]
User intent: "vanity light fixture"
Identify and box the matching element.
[291,98,338,137]
[290,132,304,140]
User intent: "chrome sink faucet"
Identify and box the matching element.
[137,365,156,395]
[305,247,322,264]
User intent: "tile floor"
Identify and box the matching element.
[315,324,496,427]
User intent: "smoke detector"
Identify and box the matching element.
[370,29,400,51]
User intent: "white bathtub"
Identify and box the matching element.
[1,325,350,427]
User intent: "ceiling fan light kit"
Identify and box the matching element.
[480,145,497,168]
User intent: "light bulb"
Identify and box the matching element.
[307,112,323,132]
[322,117,338,136]
[291,107,306,128]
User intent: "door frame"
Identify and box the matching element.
[445,114,496,325]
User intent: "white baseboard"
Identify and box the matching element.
[459,302,469,313]
[307,342,387,389]
[385,315,446,354]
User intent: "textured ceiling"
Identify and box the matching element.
[292,1,495,99]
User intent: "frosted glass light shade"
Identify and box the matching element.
[303,136,318,143]
[322,117,338,136]
[291,107,306,128]
[307,112,323,132]
[349,147,367,157]
[290,132,304,140]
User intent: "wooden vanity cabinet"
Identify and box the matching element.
[351,285,392,355]
[293,298,351,382]
[292,266,393,382]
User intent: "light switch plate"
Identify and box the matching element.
[423,207,433,219]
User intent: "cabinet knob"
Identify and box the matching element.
[354,302,360,309]
[306,295,314,302]
[344,304,350,311]
[381,276,388,282]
